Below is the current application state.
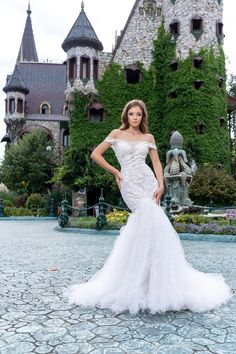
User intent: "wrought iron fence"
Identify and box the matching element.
[58,188,174,230]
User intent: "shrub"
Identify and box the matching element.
[26,193,44,209]
[189,165,236,205]
[175,222,236,235]
[106,209,130,224]
[4,207,48,217]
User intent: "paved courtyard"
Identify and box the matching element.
[0,220,235,354]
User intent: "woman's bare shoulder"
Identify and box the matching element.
[108,129,122,138]
[145,133,156,143]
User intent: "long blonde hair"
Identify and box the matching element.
[119,100,149,134]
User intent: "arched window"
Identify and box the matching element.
[5,99,8,114]
[9,98,15,114]
[89,103,104,122]
[193,80,203,90]
[195,123,205,134]
[125,64,141,84]
[216,22,224,44]
[80,56,90,80]
[68,57,77,80]
[169,90,177,99]
[170,60,179,71]
[219,77,224,89]
[193,57,203,69]
[93,59,99,80]
[220,117,225,128]
[63,102,69,115]
[169,21,180,37]
[63,129,70,147]
[17,98,24,113]
[40,102,50,115]
[191,17,203,39]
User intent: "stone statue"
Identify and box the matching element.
[164,131,194,207]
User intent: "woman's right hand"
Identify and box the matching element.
[114,170,122,190]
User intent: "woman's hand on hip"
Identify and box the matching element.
[115,171,122,190]
[153,185,164,205]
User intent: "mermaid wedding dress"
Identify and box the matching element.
[65,137,231,314]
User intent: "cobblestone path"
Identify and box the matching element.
[0,220,235,353]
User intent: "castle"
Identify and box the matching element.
[1,0,227,153]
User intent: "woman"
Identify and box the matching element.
[65,100,231,314]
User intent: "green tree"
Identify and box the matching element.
[0,129,55,195]
[189,165,236,205]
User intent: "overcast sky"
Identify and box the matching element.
[0,0,235,161]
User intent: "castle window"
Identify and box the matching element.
[93,59,99,80]
[191,18,203,39]
[193,56,203,69]
[5,99,8,114]
[40,103,50,115]
[169,21,180,36]
[63,102,69,115]
[195,123,205,134]
[125,64,141,84]
[9,98,15,114]
[219,76,224,88]
[193,80,203,90]
[80,57,90,80]
[68,57,77,80]
[220,117,225,128]
[63,129,70,147]
[169,90,177,99]
[170,60,179,71]
[17,98,23,113]
[170,0,177,4]
[89,103,104,122]
[217,0,222,5]
[216,22,224,43]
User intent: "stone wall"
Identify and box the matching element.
[25,120,61,154]
[162,0,223,59]
[113,0,163,69]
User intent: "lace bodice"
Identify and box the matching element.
[104,136,158,211]
[104,137,156,168]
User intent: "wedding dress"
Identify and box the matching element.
[64,137,231,314]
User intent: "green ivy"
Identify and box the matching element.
[56,23,231,197]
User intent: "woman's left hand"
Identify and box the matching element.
[153,185,164,205]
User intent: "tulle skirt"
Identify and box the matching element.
[64,199,232,314]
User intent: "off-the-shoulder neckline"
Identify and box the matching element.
[105,137,156,147]
[107,137,154,144]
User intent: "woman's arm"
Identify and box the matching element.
[90,130,122,189]
[148,135,164,203]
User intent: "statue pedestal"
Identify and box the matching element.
[164,174,193,207]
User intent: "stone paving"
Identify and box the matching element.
[0,220,236,354]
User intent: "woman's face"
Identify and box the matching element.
[127,105,143,129]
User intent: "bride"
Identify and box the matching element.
[64,99,231,314]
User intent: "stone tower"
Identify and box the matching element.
[1,3,37,144]
[62,1,103,99]
[162,0,224,59]
[2,65,29,143]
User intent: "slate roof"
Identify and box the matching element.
[62,3,103,52]
[17,5,38,62]
[3,65,29,94]
[17,62,67,115]
[228,95,236,111]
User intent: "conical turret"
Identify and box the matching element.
[17,2,38,62]
[62,1,103,52]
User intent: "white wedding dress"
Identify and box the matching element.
[65,137,232,314]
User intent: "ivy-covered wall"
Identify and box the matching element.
[150,23,230,167]
[57,23,231,197]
